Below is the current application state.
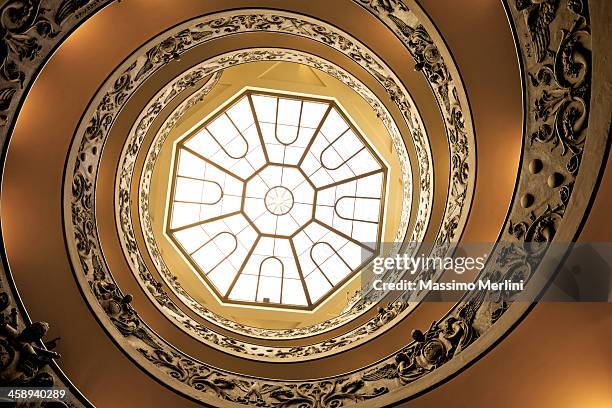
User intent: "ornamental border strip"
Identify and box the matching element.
[0,1,113,406]
[116,7,473,342]
[122,49,419,359]
[65,7,481,408]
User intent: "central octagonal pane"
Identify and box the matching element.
[265,186,293,215]
[166,88,388,309]
[244,164,314,236]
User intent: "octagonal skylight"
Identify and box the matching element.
[167,89,388,309]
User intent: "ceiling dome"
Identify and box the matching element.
[0,1,609,407]
[166,89,389,309]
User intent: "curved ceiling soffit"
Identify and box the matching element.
[62,1,607,407]
[112,10,438,347]
[114,6,476,343]
[0,0,608,408]
[0,0,110,404]
[121,50,421,361]
[84,8,473,363]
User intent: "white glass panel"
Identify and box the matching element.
[338,242,367,269]
[320,255,351,285]
[172,227,207,254]
[208,114,239,141]
[252,95,277,123]
[277,98,301,126]
[257,276,281,303]
[177,149,205,179]
[230,275,258,301]
[191,244,224,272]
[320,145,345,171]
[335,130,362,160]
[259,257,284,277]
[184,129,219,160]
[353,197,380,222]
[320,108,348,139]
[282,279,307,305]
[357,172,384,196]
[276,124,299,145]
[170,202,200,228]
[300,101,328,128]
[226,97,254,132]
[174,177,204,202]
[275,215,299,236]
[352,223,378,246]
[208,267,237,294]
[345,149,381,175]
[305,271,332,302]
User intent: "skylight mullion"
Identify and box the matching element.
[319,128,367,175]
[225,234,261,299]
[180,145,245,182]
[175,174,208,183]
[168,210,241,233]
[297,100,304,128]
[312,219,372,252]
[314,168,383,191]
[297,104,333,167]
[290,238,312,307]
[334,197,381,225]
[225,113,265,177]
[274,97,279,144]
[247,93,270,164]
[351,179,358,238]
[173,199,221,205]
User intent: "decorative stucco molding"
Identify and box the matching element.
[121,49,418,360]
[0,1,111,406]
[65,7,479,408]
[109,9,474,346]
[0,0,606,406]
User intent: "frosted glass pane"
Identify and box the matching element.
[168,90,388,309]
[252,95,277,123]
[277,98,301,126]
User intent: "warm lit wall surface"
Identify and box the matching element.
[400,154,612,408]
[399,2,612,407]
[0,0,609,407]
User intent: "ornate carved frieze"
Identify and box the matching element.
[0,0,107,127]
[0,0,600,406]
[354,0,475,246]
[110,9,476,344]
[127,50,418,350]
[63,7,480,406]
[0,1,111,406]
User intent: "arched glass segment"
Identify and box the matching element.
[167,89,388,309]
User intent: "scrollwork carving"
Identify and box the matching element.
[105,10,436,345]
[117,49,416,360]
[0,0,107,126]
[0,296,59,387]
[57,1,597,407]
[528,16,590,175]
